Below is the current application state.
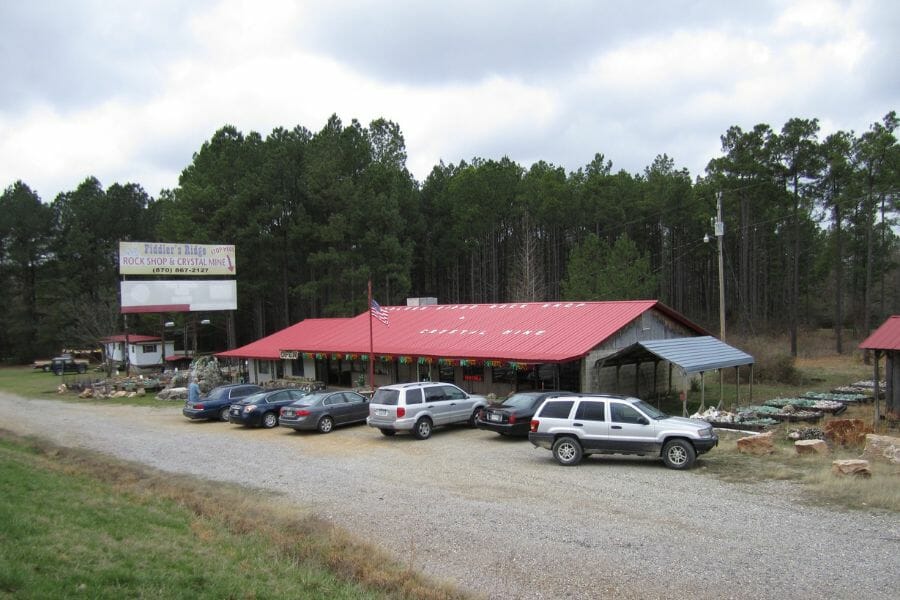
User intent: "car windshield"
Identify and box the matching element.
[633,400,668,419]
[501,393,540,408]
[301,393,328,405]
[372,389,400,406]
[206,388,228,400]
[239,392,268,404]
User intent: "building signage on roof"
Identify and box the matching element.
[118,241,236,276]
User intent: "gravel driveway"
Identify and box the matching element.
[2,393,898,599]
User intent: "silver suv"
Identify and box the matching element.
[367,382,488,440]
[528,395,717,469]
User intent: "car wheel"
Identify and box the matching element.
[379,428,396,437]
[42,365,50,372]
[552,436,583,466]
[77,365,86,374]
[468,408,480,426]
[317,416,334,434]
[662,439,696,470]
[412,418,433,440]
[219,407,230,422]
[262,412,278,429]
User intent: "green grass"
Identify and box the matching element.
[0,366,166,408]
[0,431,469,600]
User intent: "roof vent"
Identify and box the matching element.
[406,297,438,307]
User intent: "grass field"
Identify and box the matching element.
[0,431,468,600]
[0,367,165,408]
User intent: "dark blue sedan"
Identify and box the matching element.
[229,388,310,428]
[182,384,263,421]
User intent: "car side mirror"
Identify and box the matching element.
[637,417,649,426]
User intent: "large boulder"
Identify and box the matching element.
[157,386,188,401]
[831,459,872,478]
[823,419,873,448]
[794,439,829,455]
[862,434,900,465]
[737,431,775,455]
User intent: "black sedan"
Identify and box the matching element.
[229,388,310,428]
[475,391,572,436]
[279,391,369,433]
[182,383,263,421]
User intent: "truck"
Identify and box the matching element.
[33,355,89,375]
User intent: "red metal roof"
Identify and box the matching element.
[218,300,708,363]
[217,319,347,360]
[100,334,162,343]
[859,315,900,350]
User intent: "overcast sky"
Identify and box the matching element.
[1,0,897,201]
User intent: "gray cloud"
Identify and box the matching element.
[0,1,210,111]
[297,1,777,84]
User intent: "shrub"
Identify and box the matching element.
[754,353,802,385]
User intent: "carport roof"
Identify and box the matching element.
[859,315,900,351]
[598,336,754,374]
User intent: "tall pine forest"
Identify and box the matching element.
[1,112,898,363]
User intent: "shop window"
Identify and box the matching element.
[462,365,483,383]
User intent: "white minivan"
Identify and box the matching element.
[367,382,488,440]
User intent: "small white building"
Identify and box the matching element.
[100,334,175,369]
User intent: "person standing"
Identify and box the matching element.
[188,378,200,404]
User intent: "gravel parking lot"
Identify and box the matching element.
[2,393,898,599]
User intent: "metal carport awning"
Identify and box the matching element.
[597,336,755,415]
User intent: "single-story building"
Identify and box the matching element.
[218,300,753,398]
[100,334,175,369]
[859,316,900,422]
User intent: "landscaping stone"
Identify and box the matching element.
[823,419,873,448]
[794,439,829,455]
[862,434,900,465]
[737,431,775,455]
[831,459,872,478]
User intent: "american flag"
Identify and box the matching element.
[370,299,389,325]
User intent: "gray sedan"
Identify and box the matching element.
[279,391,370,433]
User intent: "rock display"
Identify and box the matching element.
[157,386,188,401]
[823,419,874,448]
[831,459,872,478]
[794,439,829,455]
[737,431,775,455]
[788,427,824,440]
[862,434,900,465]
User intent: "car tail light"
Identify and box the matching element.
[397,406,406,418]
[195,404,204,409]
[508,414,516,425]
[530,419,539,433]
[296,410,310,416]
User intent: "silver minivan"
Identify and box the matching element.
[367,382,488,440]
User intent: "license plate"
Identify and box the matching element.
[490,413,501,422]
[375,408,388,416]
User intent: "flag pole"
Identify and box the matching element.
[368,278,374,392]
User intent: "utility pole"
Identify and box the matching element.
[716,192,726,341]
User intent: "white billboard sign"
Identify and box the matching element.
[119,242,236,276]
[120,280,237,313]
